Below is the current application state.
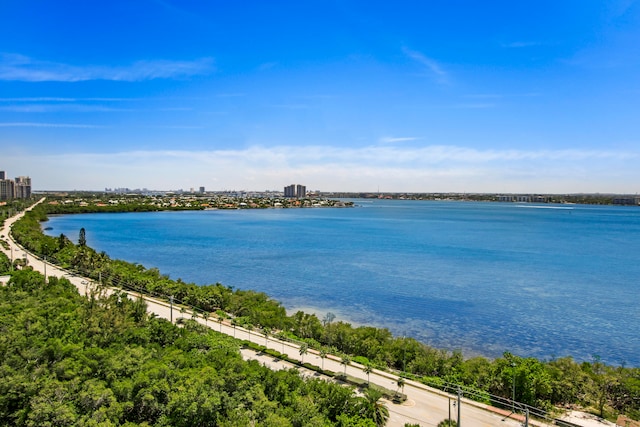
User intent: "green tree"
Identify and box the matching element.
[364,363,373,385]
[263,327,271,347]
[358,388,389,427]
[323,312,336,326]
[341,355,352,376]
[57,233,70,250]
[587,356,618,418]
[299,343,309,364]
[246,323,254,341]
[78,227,86,247]
[320,349,327,371]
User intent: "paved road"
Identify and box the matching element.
[1,201,541,427]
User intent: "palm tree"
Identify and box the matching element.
[396,377,406,395]
[263,327,271,348]
[299,343,308,363]
[341,355,351,376]
[320,349,327,370]
[364,363,373,385]
[246,323,254,341]
[217,312,223,332]
[359,388,389,427]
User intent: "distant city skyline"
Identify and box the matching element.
[1,1,639,193]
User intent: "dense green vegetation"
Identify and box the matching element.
[0,266,391,426]
[324,192,638,205]
[6,201,640,422]
[0,198,34,226]
[40,193,352,214]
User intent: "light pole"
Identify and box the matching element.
[511,361,516,413]
[452,399,457,426]
[457,387,462,427]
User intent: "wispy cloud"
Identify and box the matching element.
[451,103,496,109]
[402,47,448,84]
[143,125,204,130]
[0,53,214,82]
[0,104,136,113]
[0,122,103,128]
[464,93,541,99]
[258,62,278,71]
[0,97,138,102]
[379,136,420,144]
[216,93,245,98]
[270,104,310,110]
[501,41,541,48]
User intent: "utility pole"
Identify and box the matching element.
[457,387,462,427]
[170,296,174,323]
[43,256,46,283]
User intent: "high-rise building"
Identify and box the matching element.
[15,176,31,199]
[0,178,14,200]
[284,184,306,198]
[0,171,31,200]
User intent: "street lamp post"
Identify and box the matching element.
[457,387,462,427]
[511,362,516,412]
[452,399,456,426]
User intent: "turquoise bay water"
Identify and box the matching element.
[45,200,640,365]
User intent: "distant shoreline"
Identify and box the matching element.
[34,189,640,207]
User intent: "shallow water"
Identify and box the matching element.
[45,200,640,365]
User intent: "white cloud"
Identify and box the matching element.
[0,53,214,82]
[0,97,138,102]
[0,122,104,128]
[6,144,639,194]
[451,103,495,109]
[501,41,541,48]
[379,137,420,144]
[402,47,448,84]
[0,104,136,113]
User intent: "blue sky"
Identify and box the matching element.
[1,0,639,193]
